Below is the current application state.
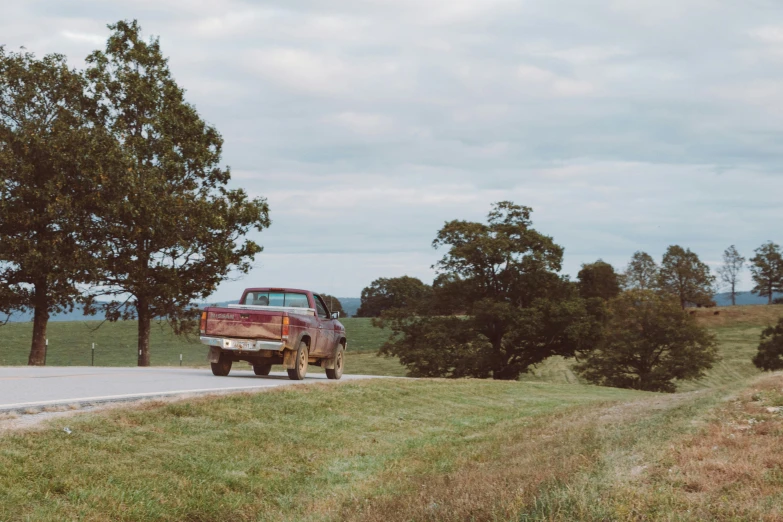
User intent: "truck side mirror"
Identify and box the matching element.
[330,311,340,319]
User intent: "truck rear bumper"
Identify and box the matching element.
[200,336,284,352]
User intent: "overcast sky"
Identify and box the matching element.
[4,0,783,299]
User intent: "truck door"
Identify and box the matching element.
[312,294,334,356]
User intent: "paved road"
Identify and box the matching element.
[0,367,380,412]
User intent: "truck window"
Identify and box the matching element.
[285,293,309,308]
[243,292,310,308]
[313,294,329,318]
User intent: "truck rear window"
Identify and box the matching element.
[242,292,310,308]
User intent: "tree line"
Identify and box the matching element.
[355,202,783,391]
[0,21,270,366]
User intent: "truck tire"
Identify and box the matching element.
[287,341,309,381]
[326,345,344,380]
[253,363,272,376]
[211,351,232,376]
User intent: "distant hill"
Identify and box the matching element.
[338,298,361,317]
[713,291,783,307]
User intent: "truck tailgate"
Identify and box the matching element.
[206,309,283,340]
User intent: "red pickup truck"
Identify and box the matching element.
[199,288,346,380]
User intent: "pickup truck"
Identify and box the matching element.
[199,288,346,380]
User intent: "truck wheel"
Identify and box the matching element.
[287,342,309,381]
[326,345,344,380]
[253,363,272,376]
[211,352,232,376]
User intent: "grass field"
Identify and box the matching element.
[2,375,782,521]
[2,306,783,520]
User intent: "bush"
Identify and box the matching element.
[576,290,719,393]
[752,318,783,371]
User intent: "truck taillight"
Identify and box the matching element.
[200,312,207,334]
[282,316,290,338]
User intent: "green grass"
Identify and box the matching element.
[0,379,649,521]
[3,307,783,519]
[339,317,389,353]
[3,375,781,521]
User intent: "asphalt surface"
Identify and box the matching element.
[0,367,380,412]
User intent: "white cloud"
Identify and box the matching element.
[61,31,104,45]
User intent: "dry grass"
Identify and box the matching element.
[342,392,717,522]
[689,304,783,328]
[611,374,783,520]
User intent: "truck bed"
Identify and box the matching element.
[204,306,286,340]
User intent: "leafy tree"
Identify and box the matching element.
[0,48,114,365]
[623,251,658,291]
[356,276,432,317]
[378,202,604,380]
[717,245,745,306]
[750,242,783,305]
[658,246,715,309]
[577,260,621,300]
[752,318,783,371]
[85,21,270,366]
[319,294,344,316]
[576,290,719,393]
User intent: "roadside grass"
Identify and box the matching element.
[518,374,783,521]
[2,375,781,521]
[0,379,648,521]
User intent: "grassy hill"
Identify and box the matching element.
[2,306,783,519]
[2,374,782,520]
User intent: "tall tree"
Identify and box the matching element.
[623,251,658,291]
[378,202,603,380]
[717,245,745,306]
[319,294,344,316]
[658,246,715,309]
[356,276,432,317]
[750,242,783,305]
[576,290,718,393]
[85,21,270,366]
[577,260,621,300]
[0,48,113,365]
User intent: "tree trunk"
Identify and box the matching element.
[731,283,736,306]
[28,281,49,366]
[137,297,151,366]
[769,284,773,305]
